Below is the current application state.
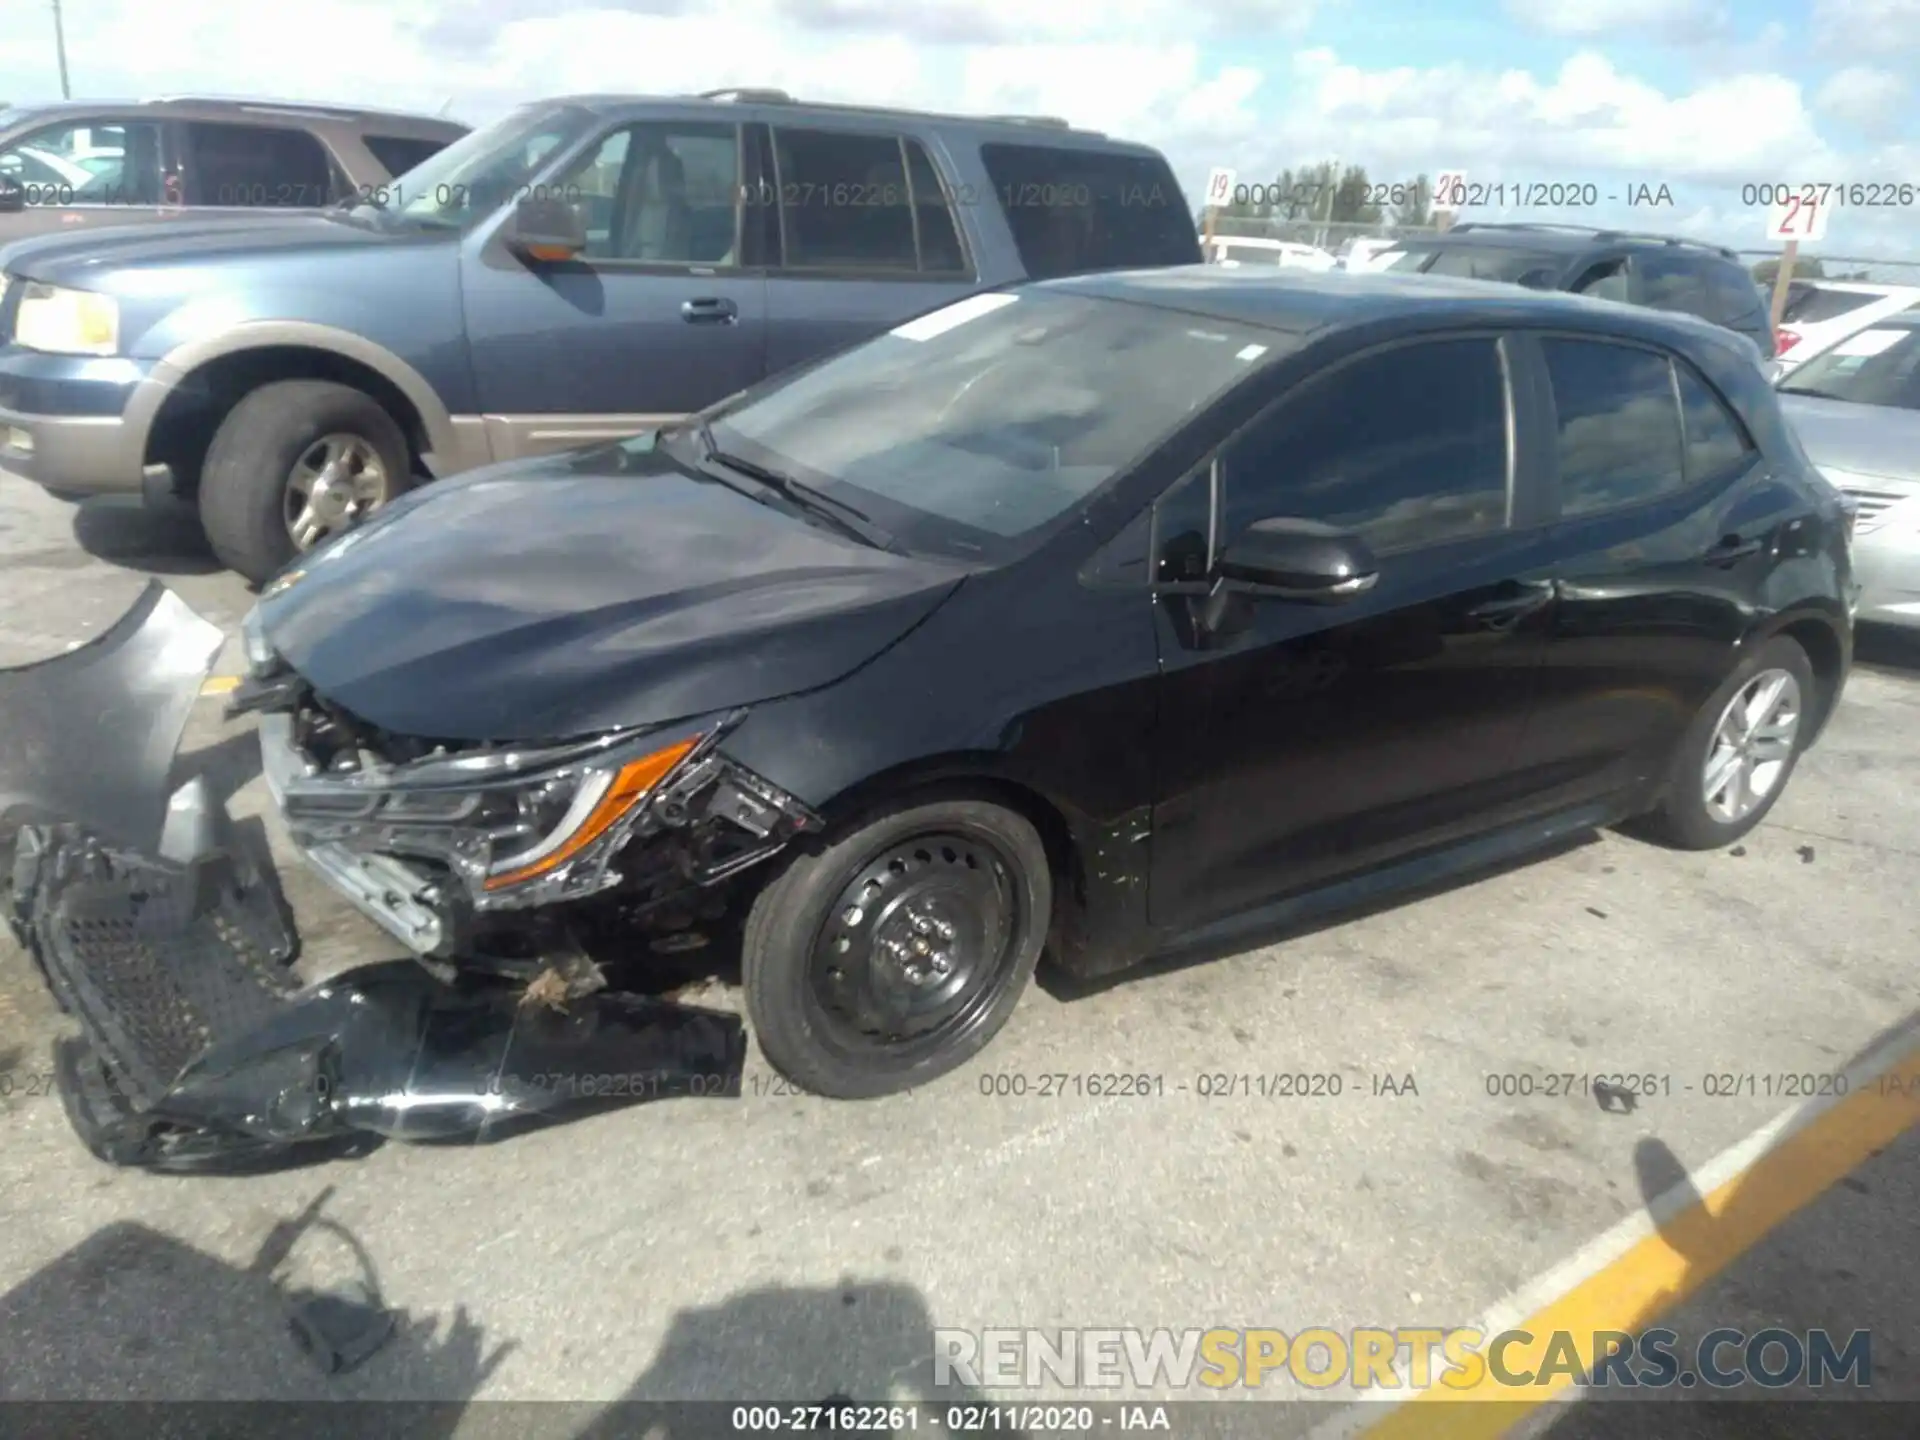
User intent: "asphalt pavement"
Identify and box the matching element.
[2,480,1918,1438]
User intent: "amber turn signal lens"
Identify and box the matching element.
[483,735,699,890]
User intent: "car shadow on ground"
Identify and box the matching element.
[0,1183,1018,1438]
[1853,623,1920,676]
[69,495,222,578]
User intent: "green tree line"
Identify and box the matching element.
[1203,163,1436,229]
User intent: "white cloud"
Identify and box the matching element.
[0,0,1914,255]
[1503,0,1730,41]
[1811,0,1920,54]
[1814,65,1912,136]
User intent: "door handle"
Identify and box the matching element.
[681,297,738,325]
[1703,534,1763,567]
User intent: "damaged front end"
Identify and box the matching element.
[232,601,824,976]
[0,584,752,1172]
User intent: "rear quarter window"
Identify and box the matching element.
[978,142,1199,280]
[361,134,454,177]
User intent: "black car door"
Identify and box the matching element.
[1507,331,1779,808]
[1146,333,1561,935]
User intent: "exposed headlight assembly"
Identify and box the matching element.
[13,281,119,356]
[277,726,706,906]
[475,735,700,892]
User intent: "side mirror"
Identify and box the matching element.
[1217,517,1378,602]
[504,194,586,263]
[0,177,24,215]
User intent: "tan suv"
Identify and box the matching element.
[0,96,467,242]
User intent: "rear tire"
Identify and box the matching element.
[1641,635,1815,850]
[198,380,411,586]
[742,794,1051,1099]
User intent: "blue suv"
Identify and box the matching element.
[0,89,1199,583]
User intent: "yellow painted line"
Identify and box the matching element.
[1318,1024,1920,1440]
[199,675,241,696]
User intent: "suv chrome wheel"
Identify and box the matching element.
[284,433,392,550]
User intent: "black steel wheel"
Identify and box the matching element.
[743,796,1051,1098]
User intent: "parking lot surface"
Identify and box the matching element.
[3,479,1919,1434]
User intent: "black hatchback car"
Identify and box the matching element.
[1376,223,1778,360]
[239,268,1854,1098]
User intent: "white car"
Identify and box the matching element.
[1204,237,1339,272]
[0,144,96,193]
[1772,280,1920,375]
[1338,237,1400,272]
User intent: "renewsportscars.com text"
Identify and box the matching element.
[933,1325,1872,1391]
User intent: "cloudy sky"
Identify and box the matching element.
[2,0,1918,256]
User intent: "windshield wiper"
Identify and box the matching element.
[695,422,902,553]
[1777,385,1849,401]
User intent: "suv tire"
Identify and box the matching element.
[199,380,411,586]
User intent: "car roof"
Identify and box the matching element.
[1,97,465,135]
[1390,223,1741,265]
[1793,279,1920,297]
[1041,265,1748,350]
[534,91,1153,150]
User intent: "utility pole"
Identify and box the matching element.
[1321,155,1339,248]
[52,0,73,98]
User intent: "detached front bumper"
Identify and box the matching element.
[1,583,748,1172]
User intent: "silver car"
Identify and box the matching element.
[1777,312,1920,630]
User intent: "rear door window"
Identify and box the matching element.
[1541,338,1687,517]
[978,142,1199,280]
[768,128,967,275]
[181,122,337,207]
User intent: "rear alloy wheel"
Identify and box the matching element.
[743,796,1051,1098]
[1643,635,1815,850]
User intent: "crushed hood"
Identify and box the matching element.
[254,439,971,743]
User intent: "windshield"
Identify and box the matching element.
[1780,324,1920,409]
[360,103,599,228]
[1375,245,1565,285]
[704,290,1285,559]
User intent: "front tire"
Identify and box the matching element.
[198,380,411,586]
[742,794,1052,1099]
[1642,635,1815,850]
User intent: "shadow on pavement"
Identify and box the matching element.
[70,496,221,579]
[0,1186,1015,1440]
[1853,623,1920,676]
[1524,1009,1920,1438]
